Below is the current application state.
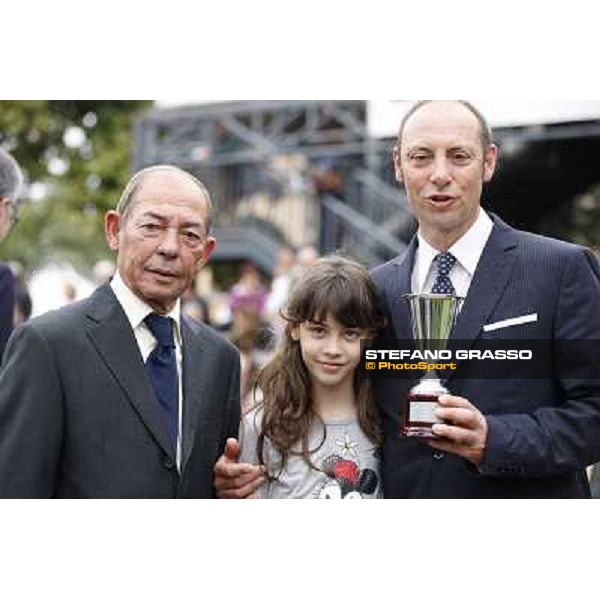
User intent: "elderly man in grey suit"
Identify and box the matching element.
[0,148,23,359]
[0,165,240,498]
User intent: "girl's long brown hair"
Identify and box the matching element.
[253,255,386,476]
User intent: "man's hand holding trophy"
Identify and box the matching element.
[401,292,488,466]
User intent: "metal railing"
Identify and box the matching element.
[320,195,408,268]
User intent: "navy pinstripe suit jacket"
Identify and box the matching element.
[372,214,600,498]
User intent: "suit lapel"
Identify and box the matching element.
[180,317,208,472]
[85,285,175,461]
[448,215,519,370]
[378,239,420,391]
[388,237,418,343]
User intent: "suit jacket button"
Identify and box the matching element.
[162,457,175,470]
[433,452,445,460]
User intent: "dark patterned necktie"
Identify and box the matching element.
[431,252,457,295]
[144,313,178,451]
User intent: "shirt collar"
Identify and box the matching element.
[448,208,494,277]
[415,232,440,294]
[110,271,182,344]
[416,208,494,289]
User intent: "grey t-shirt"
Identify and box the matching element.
[239,407,382,499]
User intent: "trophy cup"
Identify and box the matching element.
[400,293,463,438]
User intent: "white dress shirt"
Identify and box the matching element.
[110,272,184,470]
[411,208,494,298]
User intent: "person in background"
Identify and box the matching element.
[264,246,296,327]
[62,281,77,305]
[13,276,32,327]
[294,245,319,276]
[92,259,116,287]
[229,261,268,316]
[0,149,23,360]
[181,280,211,326]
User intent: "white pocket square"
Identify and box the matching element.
[483,313,538,333]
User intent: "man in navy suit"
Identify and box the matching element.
[369,100,600,498]
[0,149,23,360]
[214,100,600,499]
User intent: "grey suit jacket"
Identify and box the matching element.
[0,284,240,498]
[372,214,600,498]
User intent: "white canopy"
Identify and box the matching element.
[367,100,600,139]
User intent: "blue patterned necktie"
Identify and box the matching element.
[431,252,457,295]
[144,313,178,451]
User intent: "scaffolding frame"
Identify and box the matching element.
[134,100,411,269]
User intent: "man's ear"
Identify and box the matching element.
[199,236,217,266]
[483,144,498,183]
[105,211,121,252]
[392,145,403,184]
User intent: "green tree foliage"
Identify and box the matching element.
[542,184,600,252]
[0,100,152,273]
[570,186,600,251]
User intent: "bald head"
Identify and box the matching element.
[398,101,493,153]
[118,166,213,234]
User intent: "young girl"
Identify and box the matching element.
[239,256,386,499]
